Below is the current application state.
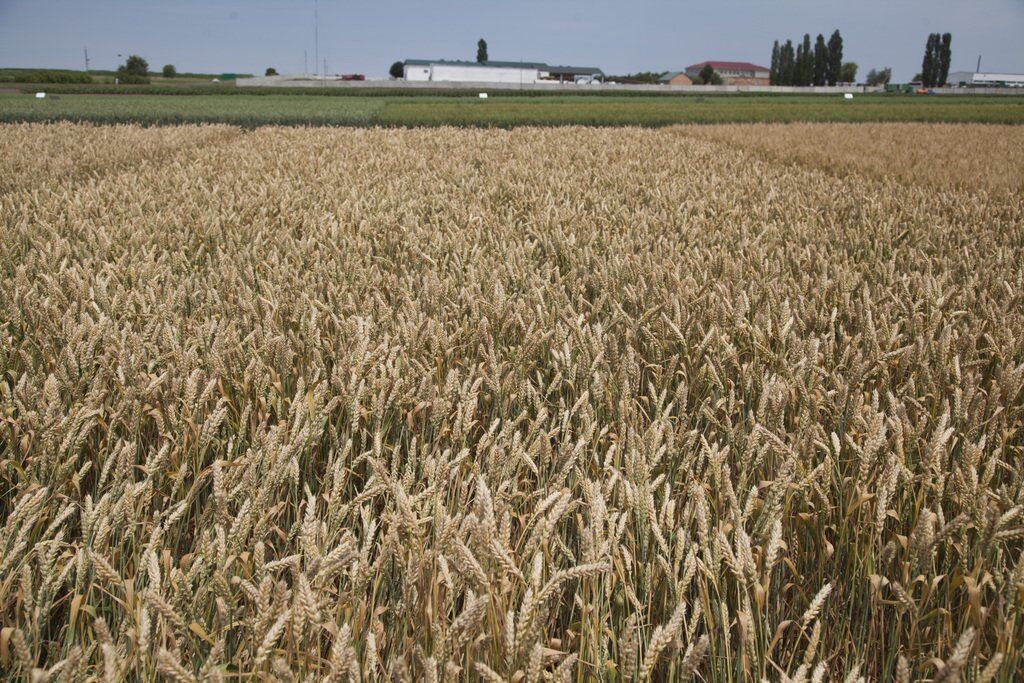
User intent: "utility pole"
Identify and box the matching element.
[314,0,319,77]
[84,47,90,72]
[976,55,982,72]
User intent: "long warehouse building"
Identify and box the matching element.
[946,70,1024,87]
[403,59,604,84]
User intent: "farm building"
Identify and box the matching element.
[947,70,1024,87]
[658,71,693,85]
[545,65,606,83]
[684,61,770,85]
[403,59,604,84]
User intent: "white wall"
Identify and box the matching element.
[973,72,1024,86]
[403,63,540,84]
[404,65,433,82]
[945,72,1024,87]
[430,64,540,83]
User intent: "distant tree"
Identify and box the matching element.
[698,64,722,85]
[921,33,937,87]
[788,40,798,85]
[913,73,923,83]
[389,61,404,79]
[793,34,813,85]
[794,38,807,85]
[162,64,176,78]
[116,55,150,84]
[793,35,804,85]
[772,32,842,86]
[795,43,804,86]
[781,39,795,85]
[477,39,488,63]
[770,40,780,85]
[633,71,666,84]
[119,55,148,78]
[813,34,828,86]
[826,30,843,85]
[606,71,665,84]
[839,62,858,84]
[802,34,813,85]
[265,67,278,76]
[865,67,892,86]
[938,32,952,86]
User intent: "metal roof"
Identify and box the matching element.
[974,72,1024,79]
[658,71,687,82]
[546,65,604,76]
[685,61,770,72]
[405,59,603,75]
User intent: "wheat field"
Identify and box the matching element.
[676,123,1024,194]
[1,122,1023,682]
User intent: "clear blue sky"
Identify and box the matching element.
[1,0,1021,81]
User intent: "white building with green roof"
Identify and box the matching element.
[403,59,603,84]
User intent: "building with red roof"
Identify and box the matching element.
[684,61,771,85]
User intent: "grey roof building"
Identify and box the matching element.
[403,59,603,84]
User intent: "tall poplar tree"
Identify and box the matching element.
[827,30,843,86]
[795,43,805,86]
[800,34,813,86]
[770,40,781,85]
[938,33,952,86]
[813,34,828,86]
[921,34,936,86]
[782,40,795,85]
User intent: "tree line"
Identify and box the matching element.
[770,30,855,86]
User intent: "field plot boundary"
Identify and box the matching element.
[671,122,1024,195]
[1,92,1023,127]
[0,122,242,196]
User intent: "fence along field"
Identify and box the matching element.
[1,123,1023,681]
